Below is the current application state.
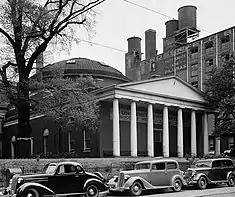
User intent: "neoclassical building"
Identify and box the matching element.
[1,58,221,158]
[95,76,218,157]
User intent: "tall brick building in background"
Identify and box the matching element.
[125,5,235,152]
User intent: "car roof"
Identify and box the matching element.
[49,161,82,167]
[136,158,178,165]
[197,158,233,162]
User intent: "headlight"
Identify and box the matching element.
[17,177,24,184]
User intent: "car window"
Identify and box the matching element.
[223,160,233,168]
[195,160,212,168]
[167,162,177,170]
[57,165,65,174]
[152,162,165,170]
[135,163,150,170]
[64,164,77,174]
[212,161,222,168]
[76,165,84,173]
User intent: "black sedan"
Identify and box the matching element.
[8,161,108,197]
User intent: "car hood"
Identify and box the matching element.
[187,167,211,171]
[18,173,51,179]
[121,169,149,175]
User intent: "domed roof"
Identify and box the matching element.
[44,58,130,82]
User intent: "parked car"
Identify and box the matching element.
[223,147,235,157]
[184,158,235,189]
[107,158,186,196]
[7,161,108,197]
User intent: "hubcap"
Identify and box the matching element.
[88,188,95,196]
[175,182,179,189]
[134,185,140,192]
[229,177,234,185]
[201,180,205,186]
[26,193,33,197]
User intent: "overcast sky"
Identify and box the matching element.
[53,0,235,75]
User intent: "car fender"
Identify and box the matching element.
[124,176,154,189]
[17,182,55,197]
[193,173,211,183]
[227,171,234,180]
[83,178,107,191]
[171,174,187,186]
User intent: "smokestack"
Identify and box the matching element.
[127,37,141,53]
[145,29,156,60]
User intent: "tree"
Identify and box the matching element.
[31,67,99,153]
[0,0,105,138]
[204,54,235,139]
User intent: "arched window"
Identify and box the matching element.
[43,129,49,154]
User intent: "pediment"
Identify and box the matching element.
[118,76,206,103]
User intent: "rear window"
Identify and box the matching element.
[167,162,177,169]
[135,163,150,170]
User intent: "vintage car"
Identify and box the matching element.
[107,158,186,196]
[184,158,235,189]
[7,161,108,197]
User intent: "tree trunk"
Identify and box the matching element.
[17,78,32,138]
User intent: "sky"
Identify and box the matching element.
[53,0,235,75]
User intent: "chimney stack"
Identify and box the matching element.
[145,29,156,60]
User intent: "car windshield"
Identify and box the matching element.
[44,164,57,174]
[135,163,150,170]
[195,160,212,168]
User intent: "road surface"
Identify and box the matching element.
[107,185,235,197]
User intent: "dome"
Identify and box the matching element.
[43,58,130,84]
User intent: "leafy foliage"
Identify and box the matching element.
[204,55,235,136]
[33,68,99,131]
[0,0,103,139]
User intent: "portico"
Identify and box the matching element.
[96,76,216,157]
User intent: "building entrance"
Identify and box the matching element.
[154,128,162,156]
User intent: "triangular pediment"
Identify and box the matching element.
[118,76,206,103]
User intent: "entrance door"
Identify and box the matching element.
[154,129,162,156]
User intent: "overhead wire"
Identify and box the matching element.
[122,0,212,34]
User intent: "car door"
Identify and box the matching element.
[166,162,179,186]
[210,160,224,181]
[48,164,77,194]
[221,160,234,181]
[148,162,168,186]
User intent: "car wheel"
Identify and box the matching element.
[172,178,183,192]
[23,188,39,197]
[86,184,99,197]
[197,176,207,189]
[130,181,143,196]
[227,174,235,187]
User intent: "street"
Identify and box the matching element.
[107,185,235,197]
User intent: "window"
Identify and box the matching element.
[205,41,213,49]
[152,162,165,170]
[191,81,198,88]
[205,59,213,73]
[191,63,198,77]
[150,62,156,72]
[223,160,233,168]
[83,130,91,152]
[190,46,198,54]
[221,53,230,61]
[167,162,177,169]
[221,35,230,44]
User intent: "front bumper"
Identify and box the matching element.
[108,182,129,192]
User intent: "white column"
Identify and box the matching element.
[163,106,169,157]
[177,108,184,158]
[130,101,137,156]
[215,137,221,155]
[11,136,16,159]
[203,112,209,155]
[113,99,120,156]
[30,138,33,156]
[147,103,154,157]
[191,110,197,157]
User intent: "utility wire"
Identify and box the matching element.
[122,0,212,34]
[78,39,127,53]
